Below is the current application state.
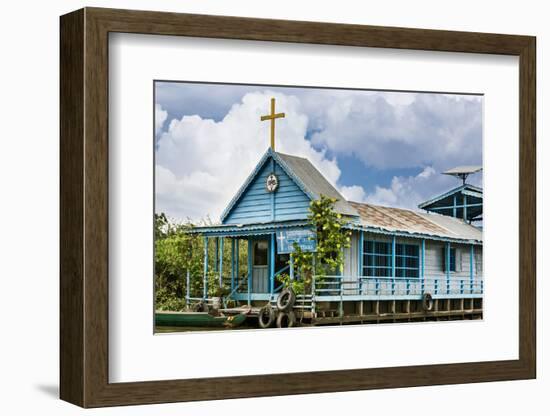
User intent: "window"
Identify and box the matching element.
[363,241,391,277]
[362,239,419,278]
[253,241,268,266]
[395,243,419,278]
[441,246,457,272]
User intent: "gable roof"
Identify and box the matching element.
[220,148,358,223]
[348,201,482,242]
[418,184,482,210]
[275,152,358,217]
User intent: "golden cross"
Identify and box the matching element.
[260,97,285,150]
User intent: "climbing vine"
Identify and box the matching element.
[281,195,352,294]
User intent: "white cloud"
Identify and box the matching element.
[155,104,167,137]
[155,91,341,222]
[309,93,482,171]
[339,185,367,203]
[365,166,447,209]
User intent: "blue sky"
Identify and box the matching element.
[154,81,483,222]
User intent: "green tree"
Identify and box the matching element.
[154,214,250,310]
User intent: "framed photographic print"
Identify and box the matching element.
[60,7,536,408]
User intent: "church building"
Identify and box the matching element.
[188,98,483,325]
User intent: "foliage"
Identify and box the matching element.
[286,195,352,293]
[277,273,305,294]
[154,213,203,311]
[154,213,249,311]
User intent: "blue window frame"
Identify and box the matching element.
[442,247,457,272]
[363,241,392,277]
[363,240,419,278]
[395,243,420,278]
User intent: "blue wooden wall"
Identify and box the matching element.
[223,157,311,224]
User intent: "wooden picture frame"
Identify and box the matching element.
[60,7,536,408]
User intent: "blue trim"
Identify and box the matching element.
[214,238,219,272]
[418,183,483,209]
[247,239,252,305]
[230,238,235,292]
[203,237,209,299]
[191,220,310,235]
[421,238,425,281]
[358,231,364,276]
[218,237,224,287]
[470,244,474,287]
[233,293,273,301]
[236,239,240,286]
[270,233,276,294]
[220,148,317,223]
[428,203,482,211]
[453,195,457,217]
[314,294,483,301]
[446,242,451,293]
[344,224,482,245]
[391,236,396,278]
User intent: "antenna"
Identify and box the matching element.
[442,166,482,185]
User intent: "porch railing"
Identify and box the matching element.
[314,275,484,299]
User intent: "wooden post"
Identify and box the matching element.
[247,239,252,306]
[203,236,209,300]
[289,253,294,280]
[230,238,235,292]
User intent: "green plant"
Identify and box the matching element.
[154,213,247,310]
[277,273,306,294]
[286,195,352,293]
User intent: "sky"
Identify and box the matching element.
[154,81,483,223]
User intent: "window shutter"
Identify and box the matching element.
[456,249,462,272]
[441,246,446,272]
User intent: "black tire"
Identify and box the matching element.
[276,310,297,328]
[193,301,208,313]
[258,305,276,329]
[276,288,296,312]
[422,293,434,311]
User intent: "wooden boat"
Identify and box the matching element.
[155,311,247,328]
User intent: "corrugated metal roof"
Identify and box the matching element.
[349,201,482,242]
[189,220,310,236]
[276,152,359,217]
[417,212,483,241]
